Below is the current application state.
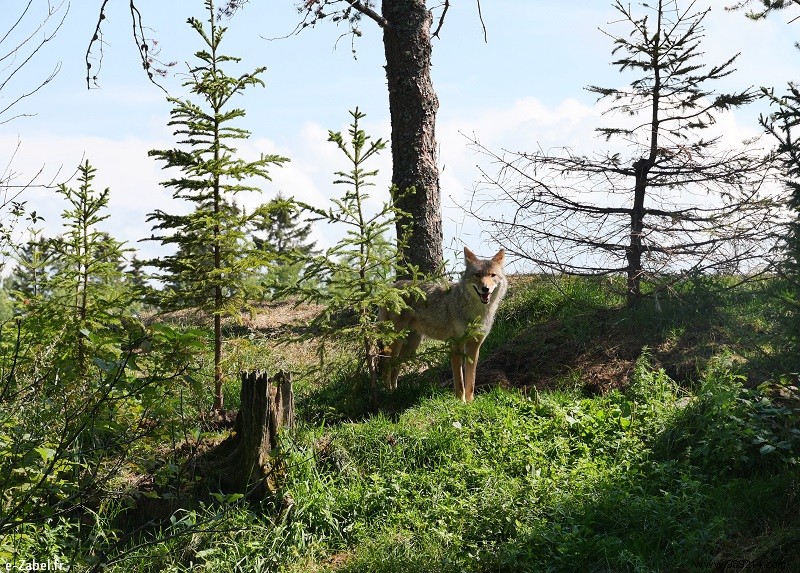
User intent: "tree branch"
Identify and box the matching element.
[433,0,487,41]
[476,0,487,42]
[344,0,388,28]
[86,0,174,90]
[432,0,449,38]
[1,0,66,122]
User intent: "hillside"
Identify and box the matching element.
[5,275,798,572]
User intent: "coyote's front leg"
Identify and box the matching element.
[450,341,466,402]
[463,338,483,403]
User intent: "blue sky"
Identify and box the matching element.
[2,0,798,272]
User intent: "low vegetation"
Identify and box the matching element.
[3,270,797,572]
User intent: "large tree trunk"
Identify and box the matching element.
[382,0,443,275]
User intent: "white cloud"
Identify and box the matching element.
[0,84,773,278]
[0,134,173,262]
[436,91,772,271]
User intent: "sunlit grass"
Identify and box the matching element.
[93,276,799,572]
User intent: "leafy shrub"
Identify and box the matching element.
[653,355,800,477]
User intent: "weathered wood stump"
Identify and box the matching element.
[201,371,294,499]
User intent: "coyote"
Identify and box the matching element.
[378,247,508,403]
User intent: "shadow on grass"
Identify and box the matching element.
[467,470,800,573]
[295,366,449,426]
[478,277,795,396]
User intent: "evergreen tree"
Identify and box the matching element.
[763,86,800,350]
[52,161,128,375]
[146,0,288,411]
[251,192,316,293]
[287,108,418,407]
[252,192,315,255]
[8,229,54,299]
[14,161,130,378]
[126,255,149,291]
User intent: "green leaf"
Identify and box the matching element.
[34,447,56,463]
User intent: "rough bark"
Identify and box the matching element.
[627,159,651,306]
[201,371,294,499]
[382,0,443,275]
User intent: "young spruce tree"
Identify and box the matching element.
[54,160,126,374]
[8,229,53,299]
[6,160,130,386]
[287,108,418,408]
[147,0,287,411]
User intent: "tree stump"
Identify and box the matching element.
[200,371,294,499]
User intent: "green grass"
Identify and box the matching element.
[106,360,798,572]
[14,276,798,572]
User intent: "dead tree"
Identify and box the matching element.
[201,371,294,499]
[467,0,778,306]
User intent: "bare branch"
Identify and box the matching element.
[301,0,387,29]
[344,0,388,28]
[0,0,67,122]
[86,0,173,91]
[433,0,487,42]
[85,0,108,88]
[476,0,488,42]
[432,0,450,39]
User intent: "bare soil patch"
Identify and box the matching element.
[151,299,324,337]
[475,306,744,395]
[240,300,324,336]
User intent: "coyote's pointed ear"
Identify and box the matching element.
[464,246,478,263]
[492,249,505,264]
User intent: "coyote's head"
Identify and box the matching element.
[464,247,506,305]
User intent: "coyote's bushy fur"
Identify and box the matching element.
[378,247,508,403]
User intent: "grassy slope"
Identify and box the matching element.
[112,276,799,573]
